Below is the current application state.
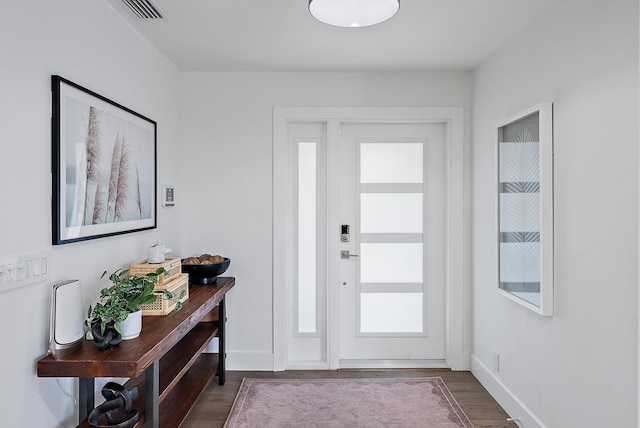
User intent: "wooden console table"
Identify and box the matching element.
[37,277,235,428]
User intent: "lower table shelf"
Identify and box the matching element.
[157,353,220,427]
[158,322,219,402]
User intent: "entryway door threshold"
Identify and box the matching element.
[339,359,449,369]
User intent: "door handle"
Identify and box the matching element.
[341,250,359,259]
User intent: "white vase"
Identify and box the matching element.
[117,309,142,340]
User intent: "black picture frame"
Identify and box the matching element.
[52,75,157,245]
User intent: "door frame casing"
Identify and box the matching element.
[273,107,467,371]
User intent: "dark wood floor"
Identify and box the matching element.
[182,369,517,428]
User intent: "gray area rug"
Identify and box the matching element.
[224,377,473,427]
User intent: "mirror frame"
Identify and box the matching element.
[496,103,553,316]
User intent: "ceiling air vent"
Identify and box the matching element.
[119,0,165,19]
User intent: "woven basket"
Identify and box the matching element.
[129,258,182,290]
[140,274,189,316]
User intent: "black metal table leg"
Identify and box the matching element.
[217,297,226,385]
[79,377,95,423]
[144,361,159,428]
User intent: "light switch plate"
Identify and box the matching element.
[0,251,49,293]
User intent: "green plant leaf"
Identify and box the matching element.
[89,267,163,324]
[173,301,183,313]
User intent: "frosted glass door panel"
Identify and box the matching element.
[360,143,423,183]
[360,193,423,233]
[360,243,423,283]
[361,293,423,333]
[298,142,316,333]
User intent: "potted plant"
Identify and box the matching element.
[88,267,165,349]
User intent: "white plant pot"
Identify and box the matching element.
[117,309,142,340]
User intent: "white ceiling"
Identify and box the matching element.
[108,0,556,72]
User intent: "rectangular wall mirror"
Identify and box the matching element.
[497,103,553,316]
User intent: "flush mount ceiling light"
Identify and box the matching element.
[309,0,400,28]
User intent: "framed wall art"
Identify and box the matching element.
[52,75,157,245]
[497,103,553,315]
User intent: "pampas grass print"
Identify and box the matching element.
[83,106,102,225]
[104,132,131,222]
[67,101,152,227]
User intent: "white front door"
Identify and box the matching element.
[335,122,447,366]
[273,107,467,372]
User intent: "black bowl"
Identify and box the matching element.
[181,258,231,284]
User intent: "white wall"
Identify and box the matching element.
[179,72,472,368]
[0,2,180,426]
[6,0,635,425]
[471,0,638,427]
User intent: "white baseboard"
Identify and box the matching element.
[339,359,449,369]
[226,351,274,371]
[285,361,330,370]
[470,354,547,428]
[224,354,449,372]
